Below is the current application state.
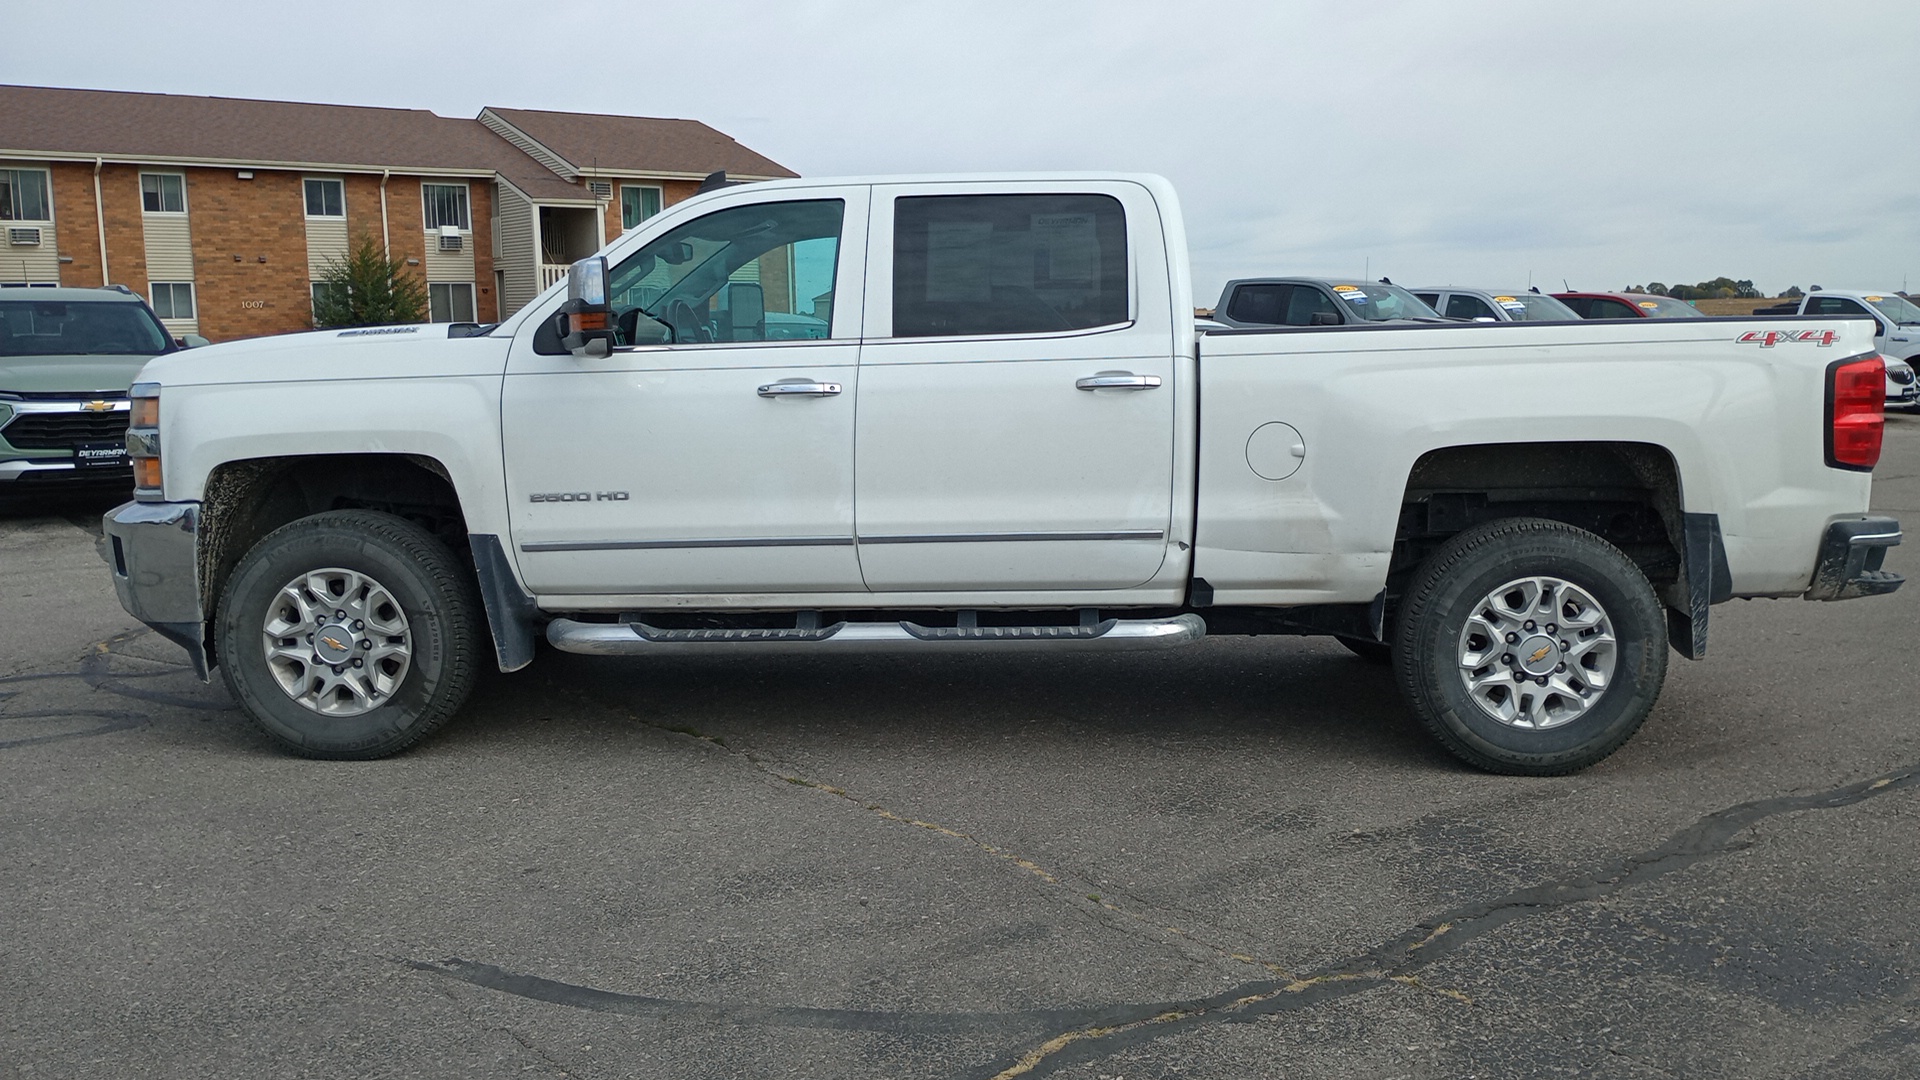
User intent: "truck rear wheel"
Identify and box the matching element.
[1392,517,1668,775]
[216,510,480,759]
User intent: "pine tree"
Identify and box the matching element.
[310,234,429,328]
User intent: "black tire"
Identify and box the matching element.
[1335,636,1393,664]
[1392,517,1668,775]
[216,510,481,759]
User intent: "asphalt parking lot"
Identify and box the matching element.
[3,416,1917,1080]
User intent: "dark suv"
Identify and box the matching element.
[0,286,185,488]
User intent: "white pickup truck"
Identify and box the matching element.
[102,173,1903,774]
[1757,289,1920,410]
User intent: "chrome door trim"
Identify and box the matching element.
[856,530,1165,545]
[521,535,855,553]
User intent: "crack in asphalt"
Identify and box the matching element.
[406,762,1920,1079]
[0,630,231,751]
[556,682,1296,978]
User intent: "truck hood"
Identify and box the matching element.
[135,324,511,387]
[0,356,155,397]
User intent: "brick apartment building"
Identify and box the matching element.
[0,85,794,341]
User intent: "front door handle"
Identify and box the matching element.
[758,380,843,398]
[1075,373,1162,391]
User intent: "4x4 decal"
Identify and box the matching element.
[1738,328,1840,347]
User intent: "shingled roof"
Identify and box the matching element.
[0,85,794,201]
[481,107,795,182]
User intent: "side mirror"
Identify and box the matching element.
[557,256,615,358]
[176,334,210,349]
[1309,311,1342,326]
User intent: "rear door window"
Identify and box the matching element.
[1587,298,1640,319]
[891,194,1128,337]
[1445,294,1497,320]
[1225,283,1291,325]
[1807,296,1868,317]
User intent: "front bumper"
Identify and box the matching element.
[1804,517,1903,601]
[0,459,134,484]
[101,499,209,679]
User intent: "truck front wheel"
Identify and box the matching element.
[216,510,481,759]
[1392,517,1668,775]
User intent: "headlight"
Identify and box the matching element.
[128,382,162,497]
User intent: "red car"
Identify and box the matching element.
[1554,292,1707,319]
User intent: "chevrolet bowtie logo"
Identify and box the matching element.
[81,400,113,413]
[321,636,349,652]
[1528,645,1553,665]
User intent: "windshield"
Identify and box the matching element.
[1863,294,1920,325]
[1330,283,1440,322]
[1490,293,1580,321]
[0,299,171,357]
[1630,295,1707,318]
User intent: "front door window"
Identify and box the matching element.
[607,199,843,344]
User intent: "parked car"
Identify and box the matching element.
[1411,287,1581,322]
[104,172,1902,777]
[1753,289,1920,411]
[1554,292,1707,319]
[1212,278,1446,328]
[0,286,190,489]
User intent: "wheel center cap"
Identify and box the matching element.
[315,624,357,664]
[1518,635,1561,675]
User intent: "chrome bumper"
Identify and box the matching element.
[1804,517,1903,602]
[101,499,209,679]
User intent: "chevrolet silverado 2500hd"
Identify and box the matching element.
[101,173,1904,774]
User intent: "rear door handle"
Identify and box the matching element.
[758,380,843,397]
[1075,373,1162,391]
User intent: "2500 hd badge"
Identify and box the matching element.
[529,491,630,503]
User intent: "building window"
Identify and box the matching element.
[620,185,662,230]
[423,184,470,231]
[0,169,51,221]
[429,282,475,323]
[150,282,196,319]
[141,174,187,214]
[304,178,345,217]
[310,281,344,319]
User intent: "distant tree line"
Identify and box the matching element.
[1620,277,1765,300]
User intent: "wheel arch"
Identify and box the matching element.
[1389,440,1725,658]
[197,453,498,668]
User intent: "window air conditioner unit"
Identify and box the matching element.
[437,224,463,252]
[8,227,41,247]
[588,181,612,199]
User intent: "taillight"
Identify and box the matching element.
[1826,355,1885,471]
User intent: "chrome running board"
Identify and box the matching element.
[546,613,1207,656]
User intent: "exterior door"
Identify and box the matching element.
[853,183,1178,593]
[502,190,869,595]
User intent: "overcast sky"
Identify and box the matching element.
[9,0,1917,300]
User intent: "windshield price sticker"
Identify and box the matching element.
[1737,328,1840,347]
